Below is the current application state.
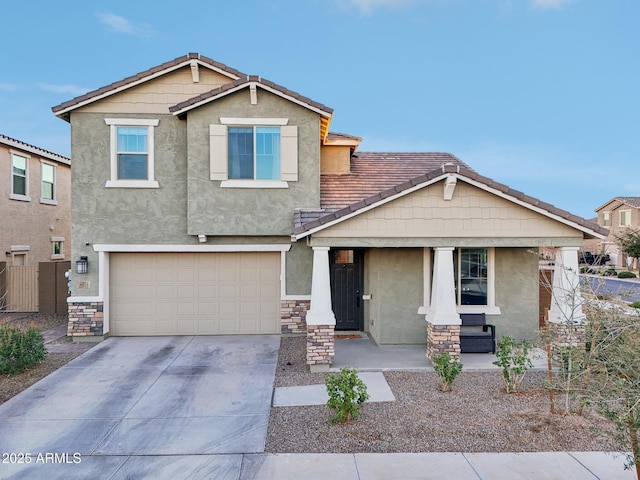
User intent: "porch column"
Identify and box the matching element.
[306,246,336,372]
[426,247,461,359]
[548,246,585,325]
[548,246,586,354]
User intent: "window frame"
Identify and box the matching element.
[602,211,611,227]
[619,209,632,227]
[40,161,57,205]
[51,237,65,260]
[455,247,498,314]
[227,125,281,181]
[105,118,159,188]
[10,152,31,201]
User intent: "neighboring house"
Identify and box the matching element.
[0,134,71,311]
[586,197,640,269]
[52,53,607,369]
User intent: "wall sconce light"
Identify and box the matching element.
[76,256,88,274]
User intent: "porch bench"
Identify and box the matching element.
[460,313,496,353]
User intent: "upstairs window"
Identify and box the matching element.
[620,210,631,227]
[41,162,56,204]
[602,211,610,227]
[228,126,280,180]
[210,118,297,188]
[105,118,159,188]
[11,153,30,201]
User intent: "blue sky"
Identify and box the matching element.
[0,0,637,219]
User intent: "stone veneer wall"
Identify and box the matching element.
[281,299,310,334]
[68,302,104,337]
[426,323,461,359]
[549,322,586,360]
[306,324,334,369]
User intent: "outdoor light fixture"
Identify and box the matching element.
[75,256,88,274]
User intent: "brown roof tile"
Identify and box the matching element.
[0,133,70,165]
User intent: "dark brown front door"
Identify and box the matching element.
[330,249,364,331]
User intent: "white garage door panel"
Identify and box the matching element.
[110,252,281,336]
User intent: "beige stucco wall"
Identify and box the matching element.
[314,179,582,243]
[77,66,235,115]
[320,145,351,174]
[0,143,71,266]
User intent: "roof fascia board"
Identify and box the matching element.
[171,81,333,118]
[294,172,606,241]
[54,59,241,118]
[1,138,70,166]
[594,198,628,212]
[293,173,450,240]
[93,243,291,253]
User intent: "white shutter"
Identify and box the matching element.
[280,125,298,181]
[209,125,227,180]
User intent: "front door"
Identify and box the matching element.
[330,249,364,331]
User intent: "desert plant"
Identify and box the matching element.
[618,271,637,279]
[432,352,463,392]
[0,325,47,375]
[630,302,640,309]
[492,336,534,393]
[325,367,369,424]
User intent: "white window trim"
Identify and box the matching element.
[602,211,611,227]
[220,179,289,189]
[40,160,58,205]
[10,151,31,201]
[105,118,159,188]
[220,117,289,126]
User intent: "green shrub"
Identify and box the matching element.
[432,352,463,392]
[0,325,47,376]
[603,269,618,276]
[492,336,534,393]
[617,271,637,279]
[325,367,369,424]
[629,301,640,309]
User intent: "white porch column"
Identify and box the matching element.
[548,246,585,325]
[427,247,461,326]
[306,247,336,326]
[306,246,335,372]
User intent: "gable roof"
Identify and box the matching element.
[169,75,334,142]
[595,196,640,212]
[0,134,70,166]
[294,161,608,240]
[52,53,246,121]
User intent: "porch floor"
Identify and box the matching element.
[331,334,548,372]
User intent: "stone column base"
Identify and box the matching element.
[549,322,586,360]
[306,324,335,372]
[68,301,104,338]
[281,299,310,335]
[427,322,461,359]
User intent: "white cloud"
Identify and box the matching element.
[37,83,90,96]
[530,0,574,10]
[97,12,155,38]
[0,83,22,91]
[344,0,430,14]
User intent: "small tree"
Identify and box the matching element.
[325,367,369,424]
[493,336,534,393]
[432,352,463,392]
[615,228,640,271]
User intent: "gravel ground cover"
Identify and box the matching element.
[266,336,618,453]
[0,313,81,405]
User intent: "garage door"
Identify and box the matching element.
[109,252,281,335]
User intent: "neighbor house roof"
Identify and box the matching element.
[294,161,608,240]
[0,134,70,166]
[52,53,247,121]
[595,196,640,212]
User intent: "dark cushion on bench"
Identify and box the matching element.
[460,313,496,353]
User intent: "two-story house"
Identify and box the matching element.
[588,197,640,269]
[52,53,606,370]
[0,134,71,311]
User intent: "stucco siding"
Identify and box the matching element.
[493,247,540,341]
[186,88,321,236]
[285,241,312,296]
[365,248,425,345]
[76,67,235,115]
[314,180,582,240]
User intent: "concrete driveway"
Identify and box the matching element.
[0,335,279,479]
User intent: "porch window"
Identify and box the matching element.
[334,250,354,264]
[455,248,488,306]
